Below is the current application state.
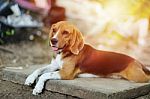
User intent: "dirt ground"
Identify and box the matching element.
[0,41,54,98]
[0,41,52,66]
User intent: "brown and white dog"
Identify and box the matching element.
[25,21,150,95]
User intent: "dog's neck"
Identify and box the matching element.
[61,50,73,59]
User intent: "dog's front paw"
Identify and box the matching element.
[32,86,42,95]
[25,74,36,86]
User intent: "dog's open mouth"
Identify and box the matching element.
[51,46,62,51]
[51,45,66,54]
[51,46,58,51]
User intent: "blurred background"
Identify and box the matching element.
[0,0,150,67]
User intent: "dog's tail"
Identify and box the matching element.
[142,65,150,76]
[142,64,150,81]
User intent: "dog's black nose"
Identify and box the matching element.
[51,38,58,45]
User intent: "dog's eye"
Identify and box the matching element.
[53,28,57,32]
[62,31,69,35]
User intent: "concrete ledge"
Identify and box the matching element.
[2,65,150,99]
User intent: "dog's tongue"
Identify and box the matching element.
[52,47,58,51]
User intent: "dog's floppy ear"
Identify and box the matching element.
[70,28,84,55]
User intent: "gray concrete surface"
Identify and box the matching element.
[2,64,150,99]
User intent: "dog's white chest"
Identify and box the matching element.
[51,54,63,69]
[55,54,63,67]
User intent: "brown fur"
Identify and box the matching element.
[49,21,150,82]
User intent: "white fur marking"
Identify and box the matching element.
[78,73,99,78]
[25,65,53,86]
[53,29,60,38]
[32,71,61,95]
[108,74,122,79]
[51,54,63,69]
[146,66,150,71]
[25,54,63,86]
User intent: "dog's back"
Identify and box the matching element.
[78,44,134,75]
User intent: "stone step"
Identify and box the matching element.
[1,64,150,99]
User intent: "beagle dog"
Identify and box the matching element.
[25,21,150,95]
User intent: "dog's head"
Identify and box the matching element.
[49,21,84,55]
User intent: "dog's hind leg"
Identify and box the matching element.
[119,61,150,83]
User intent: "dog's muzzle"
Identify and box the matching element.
[51,45,66,54]
[51,38,58,45]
